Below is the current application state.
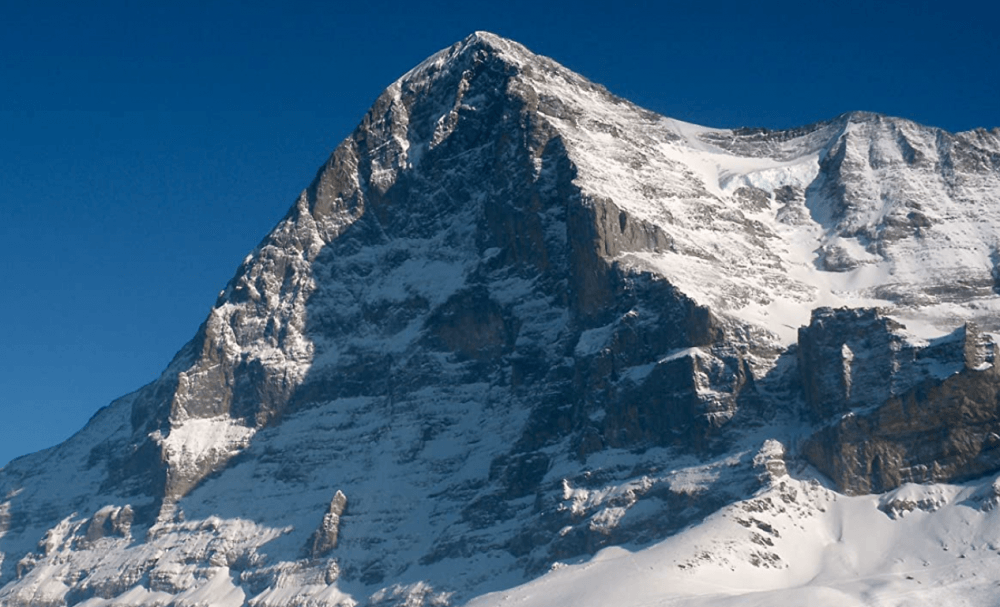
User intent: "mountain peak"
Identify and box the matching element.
[455,30,535,63]
[393,31,601,103]
[465,30,515,50]
[398,31,533,83]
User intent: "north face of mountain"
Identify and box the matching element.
[1,31,1000,607]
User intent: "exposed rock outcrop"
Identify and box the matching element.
[798,307,920,420]
[804,359,1000,494]
[308,490,347,558]
[80,505,133,547]
[801,310,1000,494]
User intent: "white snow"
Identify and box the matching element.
[575,323,616,356]
[467,473,1000,607]
[153,417,256,481]
[514,58,1000,345]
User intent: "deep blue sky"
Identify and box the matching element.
[1,0,997,467]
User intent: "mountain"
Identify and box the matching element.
[2,32,1000,607]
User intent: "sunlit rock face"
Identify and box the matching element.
[802,313,1000,494]
[2,31,1000,607]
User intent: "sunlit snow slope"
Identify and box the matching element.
[468,467,1000,607]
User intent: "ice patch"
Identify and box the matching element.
[575,323,616,356]
[153,417,256,478]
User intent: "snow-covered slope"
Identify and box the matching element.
[468,467,1000,607]
[2,32,1000,607]
[550,99,1000,345]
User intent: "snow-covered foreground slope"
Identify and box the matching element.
[2,32,1000,607]
[9,443,1000,607]
[469,471,1000,607]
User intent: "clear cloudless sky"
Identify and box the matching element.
[1,0,997,467]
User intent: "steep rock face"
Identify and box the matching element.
[798,307,908,420]
[800,309,1000,494]
[805,359,1000,494]
[796,307,978,421]
[1,31,1000,607]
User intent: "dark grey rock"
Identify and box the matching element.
[308,490,347,558]
[804,360,1000,494]
[801,312,1000,493]
[798,307,907,420]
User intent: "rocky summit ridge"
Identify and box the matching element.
[2,32,1000,606]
